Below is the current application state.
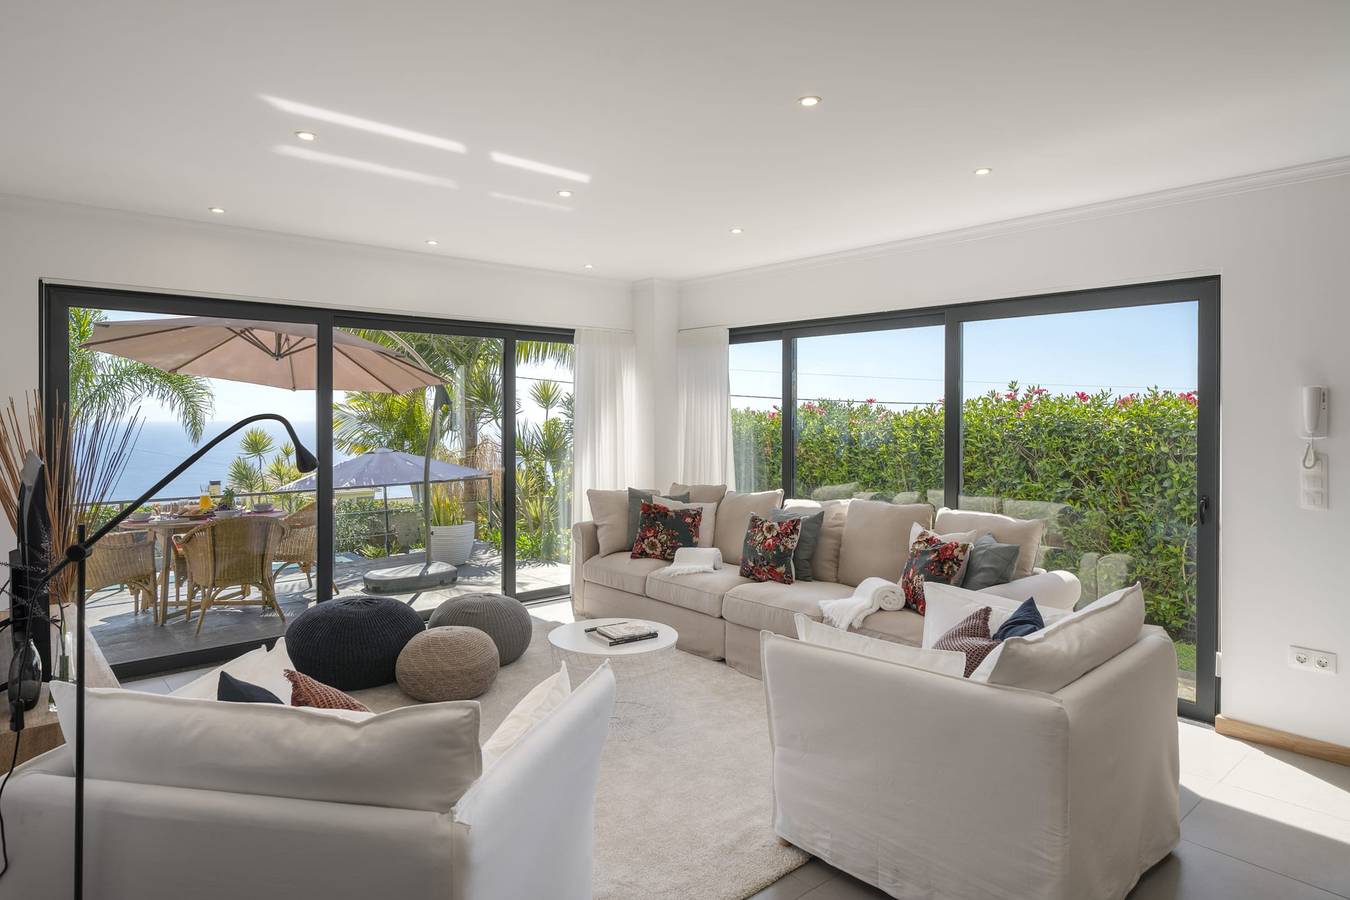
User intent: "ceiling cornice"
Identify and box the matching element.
[682,155,1350,287]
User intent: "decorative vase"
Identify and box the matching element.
[429,523,475,566]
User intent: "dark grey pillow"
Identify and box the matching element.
[771,508,825,581]
[626,488,690,549]
[960,533,1021,590]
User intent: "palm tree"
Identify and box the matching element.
[239,427,275,478]
[68,308,214,440]
[530,380,563,420]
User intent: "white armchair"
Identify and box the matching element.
[760,626,1179,900]
[0,666,616,900]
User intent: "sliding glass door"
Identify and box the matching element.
[42,285,573,678]
[729,278,1219,721]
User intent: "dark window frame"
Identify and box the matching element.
[730,276,1220,723]
[41,283,575,674]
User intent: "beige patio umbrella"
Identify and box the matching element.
[82,316,441,393]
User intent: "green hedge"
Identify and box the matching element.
[731,384,1199,638]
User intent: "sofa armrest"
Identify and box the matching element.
[571,521,600,616]
[981,569,1081,610]
[761,632,1071,898]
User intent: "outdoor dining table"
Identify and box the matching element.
[118,510,289,625]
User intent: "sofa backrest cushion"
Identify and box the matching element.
[784,498,850,583]
[972,582,1146,692]
[837,500,933,587]
[714,489,785,564]
[935,508,1046,579]
[794,614,966,676]
[668,482,728,504]
[50,682,482,813]
[587,488,631,556]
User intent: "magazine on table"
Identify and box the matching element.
[588,622,659,645]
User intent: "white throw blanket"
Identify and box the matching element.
[818,577,905,629]
[664,547,724,576]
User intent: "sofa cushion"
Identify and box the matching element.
[668,482,728,504]
[794,614,966,677]
[854,609,925,646]
[921,582,1075,649]
[936,508,1045,580]
[933,606,1000,677]
[722,579,854,635]
[837,500,933,587]
[772,507,824,581]
[972,583,1146,692]
[794,499,849,583]
[629,487,689,549]
[646,566,749,618]
[656,496,717,548]
[587,488,631,556]
[631,501,703,559]
[714,489,784,565]
[582,552,670,595]
[739,513,803,584]
[961,533,1022,591]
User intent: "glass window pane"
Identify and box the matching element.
[515,340,574,595]
[794,326,945,502]
[333,328,503,610]
[730,340,783,492]
[960,303,1199,701]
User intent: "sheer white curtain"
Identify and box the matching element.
[572,329,644,522]
[675,327,736,489]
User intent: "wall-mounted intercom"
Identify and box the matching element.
[1302,385,1329,441]
[1300,385,1329,510]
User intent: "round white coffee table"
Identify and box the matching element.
[549,618,678,737]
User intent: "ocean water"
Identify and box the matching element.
[109,420,332,502]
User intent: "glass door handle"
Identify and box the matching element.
[1198,494,1210,526]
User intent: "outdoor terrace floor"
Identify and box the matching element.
[84,543,569,678]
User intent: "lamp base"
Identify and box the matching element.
[362,561,458,594]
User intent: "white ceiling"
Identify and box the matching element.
[3,1,1349,281]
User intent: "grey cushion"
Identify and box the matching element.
[772,508,825,581]
[627,487,690,549]
[287,595,425,690]
[961,533,1021,591]
[428,592,533,665]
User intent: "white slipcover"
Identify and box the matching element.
[0,665,616,900]
[760,627,1179,900]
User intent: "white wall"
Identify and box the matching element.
[631,279,681,488]
[0,193,630,547]
[681,167,1350,748]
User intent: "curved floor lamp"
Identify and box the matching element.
[29,414,317,899]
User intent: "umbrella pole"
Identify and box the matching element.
[382,485,390,557]
[423,401,438,568]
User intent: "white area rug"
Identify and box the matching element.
[355,618,808,900]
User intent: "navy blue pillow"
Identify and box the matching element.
[992,596,1045,640]
[217,671,283,704]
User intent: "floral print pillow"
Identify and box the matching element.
[631,502,703,560]
[739,513,803,584]
[901,527,973,615]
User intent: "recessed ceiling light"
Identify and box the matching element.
[208,206,225,214]
[424,239,439,246]
[974,167,993,176]
[583,264,593,269]
[295,130,317,141]
[557,189,573,198]
[729,227,744,235]
[797,95,822,107]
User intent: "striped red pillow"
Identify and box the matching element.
[932,606,1000,677]
[285,669,371,712]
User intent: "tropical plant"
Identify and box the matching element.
[530,379,563,420]
[68,308,214,442]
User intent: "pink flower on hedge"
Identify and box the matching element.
[865,397,877,404]
[1004,391,1016,400]
[1180,391,1199,406]
[768,411,778,421]
[1116,393,1138,408]
[1032,387,1047,396]
[1075,391,1091,403]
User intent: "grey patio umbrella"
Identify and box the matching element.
[82,316,442,393]
[282,448,486,491]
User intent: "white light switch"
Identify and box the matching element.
[1301,453,1329,511]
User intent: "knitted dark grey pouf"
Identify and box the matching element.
[287,595,425,690]
[427,593,532,665]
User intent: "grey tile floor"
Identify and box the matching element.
[126,608,1350,900]
[749,722,1350,900]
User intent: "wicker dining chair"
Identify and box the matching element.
[274,502,338,594]
[82,531,159,617]
[174,517,285,635]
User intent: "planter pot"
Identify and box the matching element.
[430,523,476,566]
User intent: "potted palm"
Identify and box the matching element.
[428,487,475,566]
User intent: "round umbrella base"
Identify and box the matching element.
[363,561,458,594]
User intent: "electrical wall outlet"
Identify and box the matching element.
[1289,645,1339,674]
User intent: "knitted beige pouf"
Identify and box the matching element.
[396,626,500,701]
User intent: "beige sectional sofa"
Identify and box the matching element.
[572,487,1083,678]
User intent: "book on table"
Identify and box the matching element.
[592,622,658,645]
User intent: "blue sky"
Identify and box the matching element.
[731,302,1198,410]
